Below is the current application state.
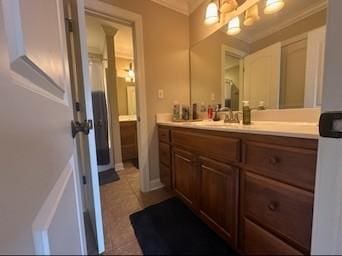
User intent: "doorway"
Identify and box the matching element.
[85,14,139,178]
[64,1,175,253]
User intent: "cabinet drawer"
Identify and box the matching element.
[159,127,170,143]
[172,130,240,163]
[159,143,170,166]
[160,163,172,188]
[244,141,316,191]
[244,218,302,255]
[244,172,313,251]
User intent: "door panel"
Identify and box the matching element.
[304,26,326,107]
[243,43,281,109]
[198,157,238,245]
[280,39,307,109]
[0,0,85,254]
[173,148,196,207]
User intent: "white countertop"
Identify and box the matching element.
[119,115,137,122]
[157,120,319,139]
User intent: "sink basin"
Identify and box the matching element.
[191,120,242,127]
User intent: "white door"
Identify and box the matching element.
[64,0,105,254]
[0,0,86,254]
[311,0,342,254]
[243,43,281,109]
[304,26,326,108]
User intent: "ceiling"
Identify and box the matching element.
[85,15,134,60]
[221,0,327,43]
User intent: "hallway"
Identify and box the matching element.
[100,163,174,255]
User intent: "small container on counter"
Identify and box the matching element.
[257,101,266,110]
[192,103,198,120]
[207,105,213,120]
[182,105,190,120]
[172,101,181,121]
[242,101,251,125]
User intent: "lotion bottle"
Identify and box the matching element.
[242,101,251,125]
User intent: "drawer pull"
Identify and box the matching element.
[269,156,280,165]
[268,201,278,211]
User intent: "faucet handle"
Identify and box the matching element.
[234,112,240,123]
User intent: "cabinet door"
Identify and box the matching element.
[160,164,172,188]
[198,157,239,246]
[173,148,197,207]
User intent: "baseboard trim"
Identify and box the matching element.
[115,163,124,171]
[150,179,164,191]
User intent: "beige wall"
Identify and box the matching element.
[191,30,248,106]
[250,10,327,53]
[100,0,190,180]
[190,0,226,47]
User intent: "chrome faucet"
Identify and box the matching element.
[220,107,240,123]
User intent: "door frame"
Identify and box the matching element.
[84,0,150,192]
[311,0,342,254]
[221,45,247,110]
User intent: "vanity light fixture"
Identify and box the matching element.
[220,0,238,14]
[227,16,241,35]
[244,4,260,26]
[264,0,285,15]
[204,0,219,25]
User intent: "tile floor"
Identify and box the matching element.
[100,162,174,255]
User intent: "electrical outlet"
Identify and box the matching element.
[211,93,216,101]
[158,89,164,99]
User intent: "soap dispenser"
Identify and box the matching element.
[242,101,251,125]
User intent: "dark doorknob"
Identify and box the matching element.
[71,120,93,138]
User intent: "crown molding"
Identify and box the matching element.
[189,0,205,14]
[250,0,328,43]
[150,0,190,15]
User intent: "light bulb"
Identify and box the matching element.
[204,1,219,25]
[264,0,285,15]
[227,16,241,35]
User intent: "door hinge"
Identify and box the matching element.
[75,102,81,112]
[65,18,73,32]
[82,176,87,185]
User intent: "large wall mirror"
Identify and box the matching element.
[190,0,327,111]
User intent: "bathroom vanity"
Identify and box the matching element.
[158,121,318,255]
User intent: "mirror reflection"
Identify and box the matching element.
[191,0,327,111]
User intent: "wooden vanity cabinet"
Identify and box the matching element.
[158,125,318,255]
[158,127,172,188]
[120,121,138,162]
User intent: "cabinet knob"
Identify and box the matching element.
[268,201,278,211]
[269,156,280,165]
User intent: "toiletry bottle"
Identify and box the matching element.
[182,105,190,120]
[213,104,220,121]
[242,101,251,125]
[173,101,180,121]
[208,105,213,120]
[192,103,198,120]
[257,101,265,110]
